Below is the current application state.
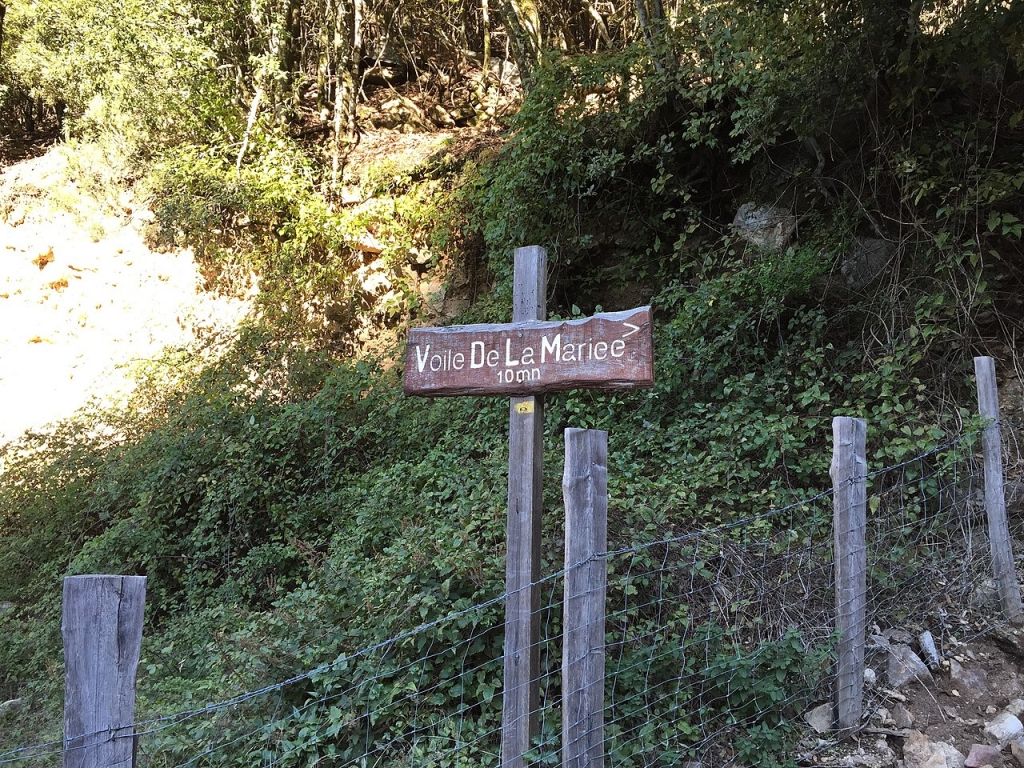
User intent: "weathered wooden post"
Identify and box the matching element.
[974,356,1024,623]
[832,417,866,735]
[63,575,146,768]
[503,245,547,767]
[562,429,607,768]
[403,245,654,768]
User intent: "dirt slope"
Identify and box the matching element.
[0,147,251,444]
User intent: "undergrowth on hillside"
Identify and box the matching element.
[2,1,1023,764]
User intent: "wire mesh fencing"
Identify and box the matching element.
[121,506,842,768]
[2,422,1020,768]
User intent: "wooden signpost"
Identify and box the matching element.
[403,307,654,397]
[403,245,654,768]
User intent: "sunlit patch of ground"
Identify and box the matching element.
[0,147,252,444]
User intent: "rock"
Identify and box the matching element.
[949,658,989,696]
[920,630,941,669]
[869,633,892,650]
[1010,738,1024,768]
[374,96,431,131]
[888,627,916,646]
[361,56,413,88]
[352,232,384,255]
[892,703,915,729]
[490,59,520,87]
[732,202,798,252]
[965,743,1004,768]
[971,580,1001,612]
[987,712,1024,746]
[0,698,22,717]
[1008,700,1024,718]
[940,744,967,768]
[428,104,457,128]
[888,643,933,687]
[840,236,894,288]
[848,738,898,768]
[904,730,957,768]
[805,702,833,734]
[1007,737,1024,765]
[865,667,878,688]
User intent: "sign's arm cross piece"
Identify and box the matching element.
[403,306,655,397]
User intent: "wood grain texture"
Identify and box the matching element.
[502,246,547,768]
[403,307,654,396]
[831,417,866,735]
[562,429,607,768]
[974,357,1024,622]
[63,575,146,768]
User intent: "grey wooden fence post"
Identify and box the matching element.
[832,417,867,735]
[502,245,547,768]
[63,575,146,768]
[974,356,1024,623]
[562,428,607,768]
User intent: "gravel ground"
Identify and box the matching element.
[0,148,251,444]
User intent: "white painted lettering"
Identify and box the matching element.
[471,341,485,368]
[430,354,442,372]
[505,338,520,366]
[594,341,607,360]
[453,352,465,370]
[562,342,576,362]
[416,345,431,372]
[487,349,500,367]
[611,339,625,358]
[520,346,535,366]
[542,334,561,363]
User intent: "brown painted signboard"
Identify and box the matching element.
[403,306,653,397]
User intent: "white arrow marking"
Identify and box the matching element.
[622,322,640,338]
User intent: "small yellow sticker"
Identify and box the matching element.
[515,401,534,414]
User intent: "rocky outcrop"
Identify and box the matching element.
[800,631,1024,768]
[839,237,894,289]
[731,203,798,253]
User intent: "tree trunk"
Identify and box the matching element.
[330,0,360,186]
[24,93,35,134]
[499,0,542,87]
[481,0,491,82]
[282,0,302,98]
[237,83,265,173]
[0,3,7,64]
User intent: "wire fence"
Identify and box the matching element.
[1,421,1019,768]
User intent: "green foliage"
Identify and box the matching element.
[603,613,832,767]
[144,134,477,346]
[467,46,703,293]
[3,1,1024,764]
[3,0,230,147]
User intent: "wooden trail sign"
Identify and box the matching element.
[401,246,654,768]
[403,307,653,397]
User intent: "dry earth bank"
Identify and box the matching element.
[0,147,252,444]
